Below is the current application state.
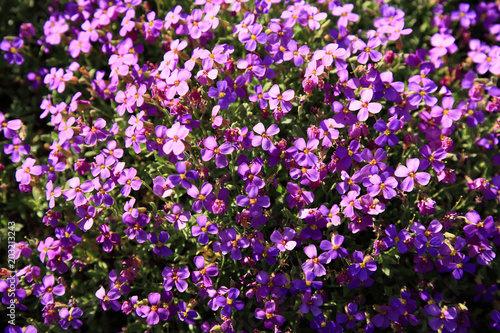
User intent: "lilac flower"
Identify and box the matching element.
[215,288,245,317]
[252,123,279,151]
[63,177,93,206]
[286,182,315,210]
[349,89,382,121]
[76,205,97,231]
[15,158,42,185]
[59,307,83,330]
[268,84,294,112]
[430,96,461,128]
[0,37,24,65]
[332,4,359,27]
[33,275,65,305]
[192,215,218,244]
[298,6,327,30]
[152,176,174,198]
[0,112,22,138]
[187,182,216,213]
[239,23,267,51]
[201,136,234,168]
[162,266,190,292]
[270,228,297,251]
[450,3,476,27]
[45,181,61,209]
[395,158,431,192]
[348,251,377,281]
[117,168,141,197]
[302,244,330,277]
[95,286,121,311]
[163,122,189,155]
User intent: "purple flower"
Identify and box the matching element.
[217,227,249,260]
[162,266,190,292]
[340,190,362,218]
[236,185,270,217]
[4,137,30,163]
[140,293,168,325]
[33,275,65,305]
[117,167,141,197]
[167,161,198,188]
[450,3,476,27]
[252,123,279,151]
[215,288,245,317]
[336,303,365,329]
[123,213,149,243]
[348,251,377,281]
[192,255,218,286]
[354,38,382,64]
[463,210,495,240]
[320,234,349,259]
[177,301,197,325]
[424,304,457,332]
[268,84,294,112]
[292,138,319,167]
[366,172,398,199]
[192,215,218,244]
[408,79,438,106]
[299,292,323,316]
[208,81,237,110]
[187,182,216,213]
[58,307,83,330]
[382,225,411,253]
[373,118,401,146]
[148,231,172,257]
[255,301,286,330]
[430,96,461,128]
[96,224,120,253]
[395,158,431,192]
[82,118,108,146]
[95,286,121,311]
[63,177,93,206]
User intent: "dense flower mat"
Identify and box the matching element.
[1,0,500,331]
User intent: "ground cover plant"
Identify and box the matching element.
[1,0,500,331]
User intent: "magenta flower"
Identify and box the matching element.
[340,190,362,218]
[152,176,174,198]
[395,158,431,192]
[82,118,108,146]
[96,224,120,253]
[201,136,234,168]
[349,89,382,121]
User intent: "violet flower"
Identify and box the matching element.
[395,158,431,192]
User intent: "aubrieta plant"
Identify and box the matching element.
[1,0,500,332]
